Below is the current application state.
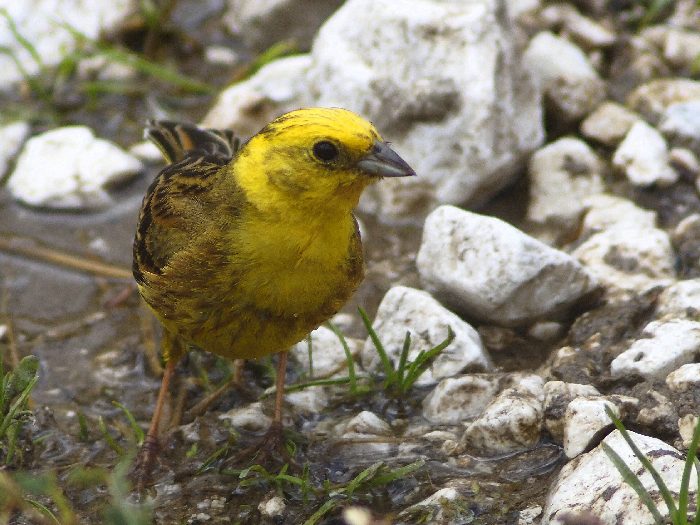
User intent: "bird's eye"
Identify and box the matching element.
[312,141,339,162]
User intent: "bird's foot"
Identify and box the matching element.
[130,434,161,492]
[228,421,297,470]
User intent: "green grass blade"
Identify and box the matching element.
[681,417,700,524]
[0,8,44,68]
[396,331,411,387]
[24,498,61,524]
[60,22,214,94]
[244,40,297,80]
[0,374,38,439]
[640,0,673,27]
[326,321,357,394]
[344,461,384,497]
[98,416,124,456]
[358,307,395,384]
[693,458,700,525]
[402,327,454,393]
[602,442,665,524]
[4,356,39,407]
[98,46,214,94]
[112,401,145,446]
[303,499,339,525]
[606,406,678,520]
[77,411,90,442]
[368,459,425,488]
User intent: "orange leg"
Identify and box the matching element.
[272,351,288,427]
[227,351,292,467]
[134,358,176,487]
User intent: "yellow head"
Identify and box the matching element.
[230,107,415,218]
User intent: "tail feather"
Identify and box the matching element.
[145,120,239,164]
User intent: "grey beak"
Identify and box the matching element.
[356,141,416,178]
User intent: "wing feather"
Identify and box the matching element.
[133,121,240,284]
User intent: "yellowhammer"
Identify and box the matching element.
[133,107,415,473]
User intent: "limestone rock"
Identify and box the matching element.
[543,430,697,524]
[361,286,491,386]
[527,137,604,233]
[612,121,678,187]
[223,0,343,51]
[522,31,606,121]
[580,102,641,147]
[610,319,700,381]
[417,205,598,326]
[7,126,142,209]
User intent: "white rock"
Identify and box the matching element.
[627,79,700,124]
[292,325,362,379]
[7,126,142,209]
[580,194,658,235]
[462,375,544,456]
[0,121,29,177]
[543,381,601,442]
[507,0,540,21]
[342,507,373,525]
[129,140,163,163]
[204,45,239,66]
[361,286,491,386]
[258,496,286,518]
[518,505,543,525]
[204,0,544,223]
[636,391,675,429]
[285,386,329,413]
[310,0,543,222]
[422,374,500,425]
[542,430,697,524]
[659,101,700,155]
[572,222,675,294]
[223,0,343,51]
[539,4,615,49]
[417,206,598,326]
[0,1,135,89]
[666,363,700,392]
[613,121,678,187]
[421,430,459,443]
[657,279,700,319]
[527,321,566,342]
[201,55,313,137]
[679,414,699,449]
[563,397,618,458]
[218,402,271,432]
[663,28,700,70]
[580,102,641,147]
[611,319,700,381]
[527,137,604,231]
[522,31,606,121]
[670,147,700,178]
[341,411,391,437]
[398,487,469,523]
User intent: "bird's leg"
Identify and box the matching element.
[133,332,182,489]
[232,358,245,386]
[253,351,290,460]
[133,358,175,488]
[271,350,287,431]
[227,351,293,467]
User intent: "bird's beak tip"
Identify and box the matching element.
[356,141,416,178]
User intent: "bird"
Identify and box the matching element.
[132,107,415,474]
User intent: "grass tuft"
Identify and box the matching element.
[0,354,39,465]
[603,405,700,524]
[358,307,455,395]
